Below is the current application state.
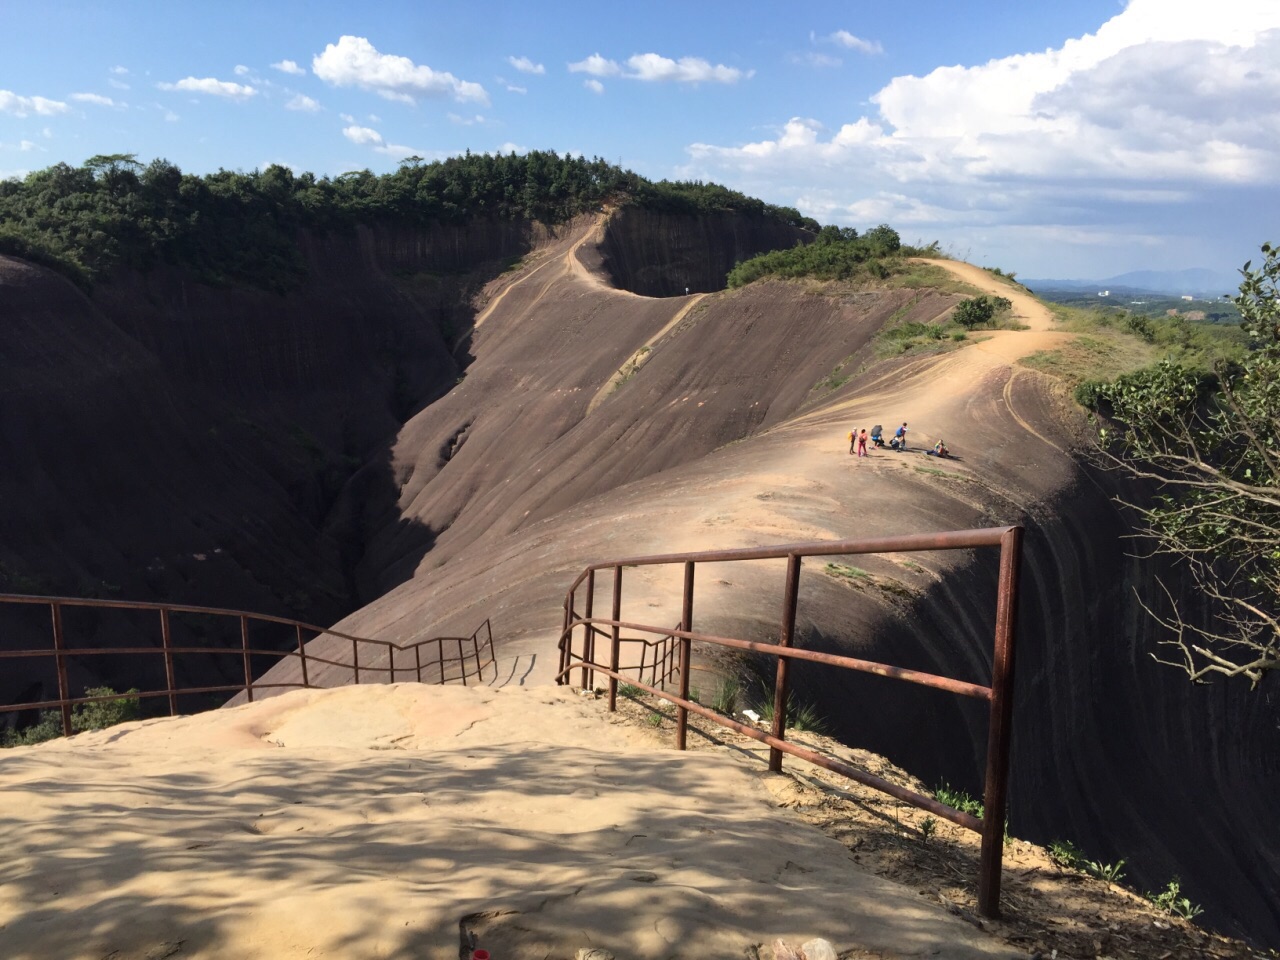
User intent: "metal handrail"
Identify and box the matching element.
[0,593,497,734]
[554,525,1023,919]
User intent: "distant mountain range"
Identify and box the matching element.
[1022,267,1241,298]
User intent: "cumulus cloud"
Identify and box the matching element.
[447,112,486,125]
[569,52,749,84]
[505,83,527,94]
[234,65,251,76]
[157,77,257,99]
[508,55,545,75]
[683,1,1280,271]
[342,124,383,145]
[584,79,605,94]
[272,59,306,76]
[110,66,128,75]
[0,90,70,117]
[820,30,884,55]
[313,36,489,105]
[285,94,321,112]
[70,93,118,107]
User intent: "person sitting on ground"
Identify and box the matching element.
[893,422,908,451]
[928,439,949,458]
[869,424,884,447]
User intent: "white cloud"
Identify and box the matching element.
[70,93,118,107]
[272,59,306,76]
[568,54,621,78]
[163,110,180,122]
[313,36,489,105]
[368,113,381,123]
[157,77,257,99]
[285,94,321,112]
[234,65,251,76]
[508,55,545,75]
[821,30,884,55]
[584,78,605,95]
[0,90,70,117]
[683,1,1280,273]
[497,141,526,154]
[374,142,422,160]
[110,66,129,75]
[342,124,383,145]
[505,83,528,94]
[340,112,355,123]
[570,52,749,84]
[108,78,130,91]
[16,140,38,152]
[447,112,486,125]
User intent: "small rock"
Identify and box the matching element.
[801,938,838,960]
[772,940,805,960]
[575,950,614,960]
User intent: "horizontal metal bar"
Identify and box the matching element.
[580,526,1013,573]
[0,593,485,655]
[567,617,992,700]
[583,663,983,832]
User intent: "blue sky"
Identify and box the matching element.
[2,0,1277,278]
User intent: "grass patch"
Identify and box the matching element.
[824,562,870,581]
[1018,334,1156,388]
[711,675,742,715]
[934,781,984,818]
[913,465,964,479]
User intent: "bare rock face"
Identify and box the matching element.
[2,210,1278,948]
[593,207,810,296]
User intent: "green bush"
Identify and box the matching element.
[1,686,141,748]
[953,295,1013,329]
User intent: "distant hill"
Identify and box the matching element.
[1024,267,1241,297]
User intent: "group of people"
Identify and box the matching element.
[846,422,950,459]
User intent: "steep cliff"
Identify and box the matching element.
[592,206,810,296]
[3,209,1276,946]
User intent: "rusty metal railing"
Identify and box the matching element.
[555,525,1023,918]
[0,593,496,735]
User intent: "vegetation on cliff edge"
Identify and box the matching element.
[726,224,936,287]
[0,152,818,292]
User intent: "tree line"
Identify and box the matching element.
[0,151,817,292]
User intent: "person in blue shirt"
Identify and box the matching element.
[892,422,908,451]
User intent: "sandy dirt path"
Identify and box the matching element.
[911,258,1056,332]
[0,684,1017,960]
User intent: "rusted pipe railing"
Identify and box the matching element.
[555,525,1024,919]
[1,594,498,735]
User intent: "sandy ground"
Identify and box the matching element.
[0,684,1020,960]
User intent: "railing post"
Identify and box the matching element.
[485,620,496,682]
[352,638,360,685]
[978,526,1024,919]
[49,601,73,736]
[240,615,253,703]
[456,636,465,684]
[160,608,177,716]
[559,595,573,685]
[581,569,596,690]
[389,644,396,685]
[610,565,622,697]
[296,624,310,688]
[769,554,803,772]
[437,639,446,684]
[415,643,422,683]
[676,561,695,750]
[471,626,484,682]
